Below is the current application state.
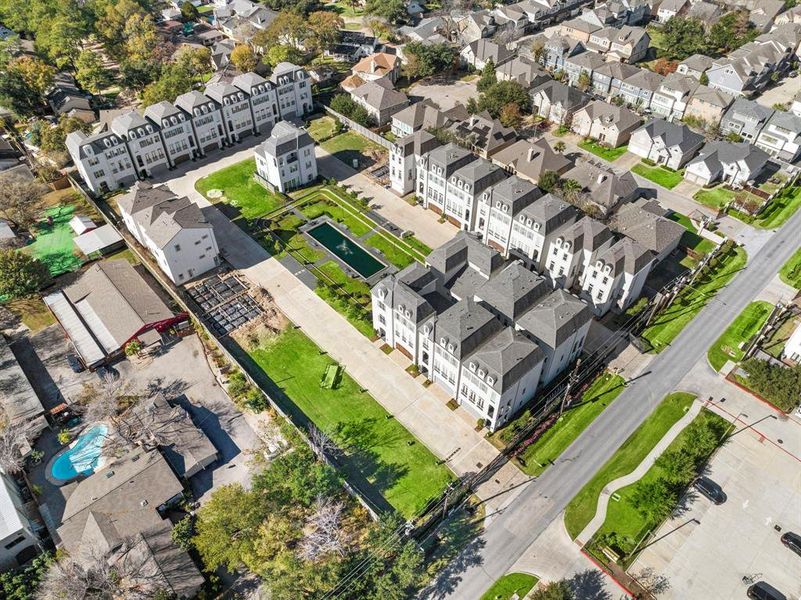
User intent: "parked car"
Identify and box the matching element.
[66,353,84,373]
[781,531,801,557]
[747,581,786,600]
[693,476,727,504]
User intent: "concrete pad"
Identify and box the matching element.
[407,79,478,111]
[756,275,799,305]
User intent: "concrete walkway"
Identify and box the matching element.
[575,400,703,546]
[160,156,529,514]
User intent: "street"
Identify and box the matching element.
[424,183,801,598]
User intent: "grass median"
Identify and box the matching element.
[707,301,772,372]
[564,392,697,539]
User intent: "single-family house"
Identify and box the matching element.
[350,79,409,126]
[391,100,447,138]
[563,158,640,216]
[496,56,550,88]
[490,138,574,185]
[617,68,664,109]
[254,121,318,192]
[560,17,602,43]
[720,98,774,142]
[608,25,650,63]
[677,54,714,80]
[351,52,401,84]
[460,39,514,70]
[610,198,685,262]
[650,72,701,120]
[530,80,591,125]
[629,117,704,168]
[749,0,786,32]
[684,85,735,128]
[755,110,801,162]
[449,111,517,158]
[656,0,688,23]
[571,100,641,146]
[563,50,607,86]
[684,140,771,187]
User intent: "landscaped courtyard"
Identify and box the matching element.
[196,158,285,220]
[245,325,454,517]
[632,162,684,190]
[578,139,628,162]
[320,131,387,170]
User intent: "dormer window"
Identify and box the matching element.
[447,343,455,352]
[477,369,485,378]
[487,376,495,385]
[440,337,447,346]
[469,362,477,371]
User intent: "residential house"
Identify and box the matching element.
[449,111,517,158]
[47,73,95,123]
[543,215,614,289]
[66,130,139,194]
[684,140,771,186]
[591,61,640,96]
[476,176,544,255]
[454,10,498,45]
[399,17,448,45]
[460,39,514,70]
[203,82,254,143]
[608,25,650,63]
[656,0,688,23]
[530,80,591,125]
[0,336,45,429]
[110,111,170,179]
[617,68,664,109]
[254,121,317,192]
[684,85,735,128]
[490,138,574,185]
[580,236,654,315]
[0,473,40,570]
[211,39,236,70]
[749,0,786,32]
[570,100,642,146]
[563,158,640,216]
[391,101,447,138]
[496,56,550,88]
[563,50,607,86]
[628,118,705,168]
[541,35,586,71]
[492,4,531,38]
[440,157,507,230]
[173,90,226,156]
[650,73,701,120]
[214,0,277,42]
[417,143,478,219]
[144,101,198,166]
[232,71,278,134]
[706,41,787,96]
[677,54,714,80]
[351,52,401,84]
[560,17,602,43]
[507,193,580,271]
[326,31,377,62]
[579,5,626,27]
[269,62,313,119]
[118,182,220,284]
[610,198,685,262]
[720,97,774,142]
[350,79,409,126]
[776,5,801,26]
[686,1,723,24]
[44,260,180,368]
[755,110,801,162]
[390,130,441,195]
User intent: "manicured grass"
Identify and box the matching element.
[321,131,387,168]
[299,198,374,236]
[564,392,697,539]
[248,327,454,517]
[779,246,801,289]
[668,211,697,234]
[642,246,747,352]
[195,159,285,219]
[106,247,139,265]
[679,234,716,269]
[707,301,772,372]
[591,408,728,559]
[24,206,84,276]
[480,573,539,600]
[315,260,372,300]
[632,162,684,190]
[364,233,416,269]
[579,140,628,162]
[307,116,338,143]
[751,185,801,229]
[517,373,626,476]
[5,297,55,332]
[694,186,735,210]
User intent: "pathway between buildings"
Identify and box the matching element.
[574,400,703,546]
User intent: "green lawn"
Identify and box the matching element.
[632,163,684,190]
[707,301,772,372]
[751,185,801,229]
[591,408,728,559]
[480,573,539,600]
[307,116,338,143]
[694,186,735,210]
[315,260,372,300]
[668,211,697,234]
[247,327,454,517]
[779,246,801,289]
[763,316,798,359]
[564,392,697,539]
[579,140,628,162]
[517,373,626,476]
[299,198,374,237]
[642,246,747,352]
[24,206,84,276]
[364,233,416,269]
[195,159,285,219]
[321,131,387,169]
[5,297,56,332]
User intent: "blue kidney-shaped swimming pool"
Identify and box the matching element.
[49,424,108,481]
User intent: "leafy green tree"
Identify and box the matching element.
[140,63,193,105]
[660,16,707,60]
[75,50,112,94]
[174,45,212,77]
[171,515,196,551]
[254,10,307,49]
[499,102,522,128]
[181,1,200,21]
[530,579,575,600]
[230,44,258,72]
[264,44,304,67]
[477,58,496,92]
[307,11,344,53]
[538,170,560,192]
[330,93,371,126]
[576,69,591,92]
[40,115,91,155]
[262,0,318,13]
[741,358,801,412]
[364,0,406,24]
[7,56,55,96]
[0,249,51,299]
[0,552,52,600]
[655,449,696,484]
[699,71,709,85]
[471,80,530,118]
[707,10,757,55]
[403,42,456,79]
[630,478,677,521]
[0,67,45,116]
[35,12,86,69]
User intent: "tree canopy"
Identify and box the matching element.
[403,42,457,79]
[0,249,51,299]
[467,80,530,119]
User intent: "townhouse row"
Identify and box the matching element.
[67,64,313,194]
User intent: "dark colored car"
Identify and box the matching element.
[781,531,801,557]
[693,476,727,504]
[66,353,84,373]
[747,581,786,600]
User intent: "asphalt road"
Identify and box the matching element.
[424,195,801,599]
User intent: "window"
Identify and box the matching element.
[174,244,181,251]
[4,536,26,550]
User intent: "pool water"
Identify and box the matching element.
[50,424,108,481]
[307,222,386,278]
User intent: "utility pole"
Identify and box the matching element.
[559,358,582,417]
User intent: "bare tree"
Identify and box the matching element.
[633,567,671,597]
[0,417,32,474]
[0,174,47,229]
[308,425,339,459]
[299,495,348,561]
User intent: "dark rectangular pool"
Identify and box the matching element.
[307,222,386,278]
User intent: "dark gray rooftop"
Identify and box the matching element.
[516,289,592,349]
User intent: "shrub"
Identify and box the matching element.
[227,371,249,398]
[57,429,72,445]
[243,387,269,412]
[740,358,801,412]
[124,339,142,356]
[171,515,196,551]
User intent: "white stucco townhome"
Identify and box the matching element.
[254,121,318,193]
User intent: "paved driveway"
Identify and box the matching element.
[755,76,801,109]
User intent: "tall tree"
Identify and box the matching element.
[173,45,212,77]
[364,0,406,24]
[254,11,307,49]
[631,478,677,521]
[403,42,456,79]
[0,173,46,228]
[0,249,51,299]
[230,44,258,72]
[530,580,575,600]
[660,16,707,60]
[477,58,497,92]
[7,56,55,96]
[75,50,112,94]
[181,1,200,21]
[307,11,344,53]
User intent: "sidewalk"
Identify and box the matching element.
[575,401,702,546]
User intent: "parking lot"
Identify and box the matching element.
[631,417,801,600]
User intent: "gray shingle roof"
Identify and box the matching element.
[257,121,314,156]
[596,236,653,276]
[563,159,639,212]
[474,262,549,321]
[688,140,771,175]
[485,175,543,214]
[467,327,544,392]
[435,297,504,359]
[611,202,685,256]
[516,289,591,349]
[352,79,409,111]
[637,118,704,152]
[532,80,591,111]
[519,193,579,233]
[143,101,182,124]
[491,138,573,183]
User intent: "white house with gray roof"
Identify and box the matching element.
[173,90,226,156]
[110,111,170,178]
[416,143,478,222]
[508,193,580,271]
[143,101,197,166]
[254,121,317,193]
[720,98,774,142]
[204,82,254,144]
[628,118,704,169]
[269,62,313,119]
[755,111,801,163]
[545,216,614,290]
[390,129,441,195]
[650,73,700,121]
[66,130,138,194]
[684,140,771,187]
[233,72,279,134]
[570,100,641,146]
[350,78,410,126]
[610,198,684,262]
[580,236,654,315]
[476,176,543,256]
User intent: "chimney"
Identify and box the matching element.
[371,60,377,74]
[527,147,538,162]
[597,173,607,185]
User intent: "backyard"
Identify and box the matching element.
[321,131,387,170]
[632,162,684,190]
[707,301,772,372]
[642,243,747,352]
[779,246,801,289]
[578,140,628,162]
[588,407,728,564]
[513,372,626,477]
[246,325,454,517]
[564,392,697,539]
[195,158,286,220]
[307,115,339,143]
[24,206,85,276]
[693,186,735,210]
[480,573,539,600]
